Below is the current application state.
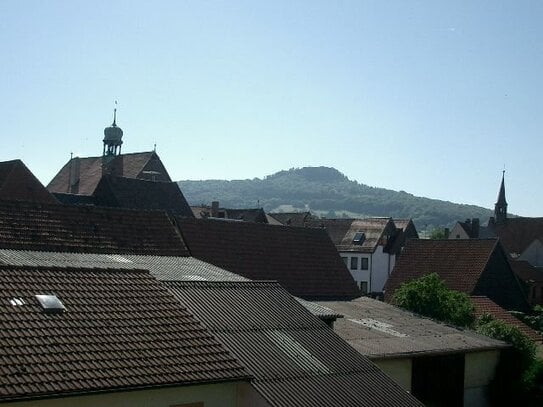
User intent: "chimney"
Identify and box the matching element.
[211,201,219,218]
[471,218,480,238]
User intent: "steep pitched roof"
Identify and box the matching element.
[385,239,498,298]
[176,218,360,300]
[317,297,507,359]
[489,217,543,256]
[471,296,542,343]
[385,239,529,312]
[267,212,313,227]
[0,200,188,255]
[0,160,57,204]
[47,152,171,195]
[0,265,249,401]
[307,217,397,253]
[164,281,422,407]
[93,175,193,217]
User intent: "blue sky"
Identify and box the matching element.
[1,1,542,216]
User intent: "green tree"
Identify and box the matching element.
[429,227,448,239]
[391,273,475,327]
[475,314,542,405]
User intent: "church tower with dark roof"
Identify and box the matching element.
[103,108,123,156]
[494,171,508,224]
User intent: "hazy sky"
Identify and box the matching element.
[1,1,542,216]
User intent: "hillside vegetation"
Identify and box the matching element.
[178,166,493,229]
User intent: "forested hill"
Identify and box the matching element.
[178,166,493,229]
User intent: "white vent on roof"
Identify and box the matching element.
[10,297,25,306]
[348,318,407,337]
[35,295,66,313]
[106,254,133,263]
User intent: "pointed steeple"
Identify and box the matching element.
[494,170,507,224]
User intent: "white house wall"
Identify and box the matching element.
[464,350,501,407]
[340,247,394,293]
[373,358,412,392]
[449,223,470,239]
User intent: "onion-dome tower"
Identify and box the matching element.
[103,108,123,156]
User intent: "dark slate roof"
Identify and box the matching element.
[0,200,188,256]
[164,281,422,407]
[47,152,171,195]
[224,208,268,223]
[307,218,397,253]
[267,212,313,227]
[0,265,249,401]
[385,239,499,300]
[177,218,360,300]
[316,297,507,359]
[489,217,543,256]
[0,249,247,282]
[52,192,96,206]
[511,260,543,284]
[0,160,58,204]
[471,296,542,343]
[93,175,193,217]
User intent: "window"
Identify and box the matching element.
[353,232,366,245]
[341,257,348,266]
[359,281,368,293]
[361,258,369,270]
[350,257,358,270]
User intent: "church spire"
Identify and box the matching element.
[494,170,507,224]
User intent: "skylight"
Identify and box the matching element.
[35,295,66,313]
[353,232,366,245]
[10,297,25,306]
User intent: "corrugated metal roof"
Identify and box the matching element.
[0,249,248,282]
[317,297,508,359]
[165,281,422,406]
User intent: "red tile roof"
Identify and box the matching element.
[489,217,543,257]
[177,218,360,300]
[471,296,542,343]
[385,239,499,299]
[93,175,194,217]
[0,160,57,204]
[0,265,249,401]
[47,152,171,195]
[0,200,188,255]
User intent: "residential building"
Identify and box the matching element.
[306,217,401,295]
[192,201,268,223]
[165,280,422,406]
[0,264,250,406]
[267,211,313,227]
[384,238,530,313]
[316,297,508,406]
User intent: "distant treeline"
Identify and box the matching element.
[178,166,493,230]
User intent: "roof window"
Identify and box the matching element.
[10,297,25,306]
[35,295,66,313]
[353,232,366,245]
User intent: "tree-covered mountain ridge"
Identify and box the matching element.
[178,166,494,229]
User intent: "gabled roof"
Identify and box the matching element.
[0,265,249,401]
[164,281,422,407]
[224,208,268,223]
[47,152,171,195]
[489,217,543,256]
[0,200,188,255]
[307,217,396,253]
[385,239,499,299]
[0,160,58,204]
[317,297,507,359]
[93,175,193,217]
[267,212,313,227]
[471,296,542,343]
[176,218,360,300]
